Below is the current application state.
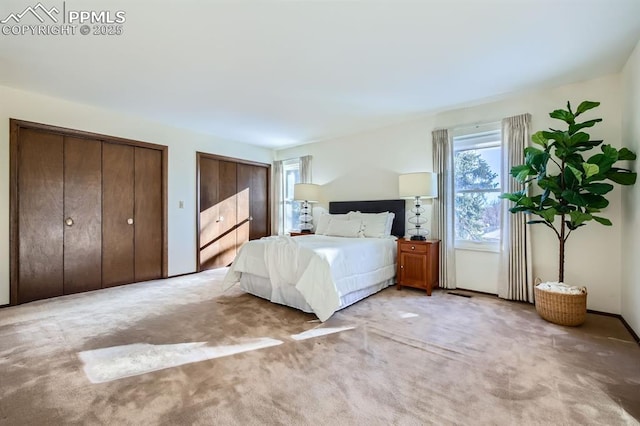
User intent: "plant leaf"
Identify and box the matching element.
[500,192,523,202]
[569,211,592,226]
[531,131,548,147]
[574,140,604,152]
[537,176,561,192]
[574,101,600,116]
[582,163,599,179]
[569,119,602,134]
[618,147,637,161]
[606,170,637,185]
[550,109,575,124]
[582,193,609,209]
[592,216,612,226]
[561,190,586,206]
[540,208,557,222]
[511,165,533,182]
[540,188,550,205]
[568,132,590,146]
[583,183,614,195]
[542,130,567,144]
[602,144,619,161]
[566,164,583,184]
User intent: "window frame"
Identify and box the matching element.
[281,158,301,234]
[452,125,502,253]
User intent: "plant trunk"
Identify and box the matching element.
[559,215,565,283]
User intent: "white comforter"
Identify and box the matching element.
[224,235,397,321]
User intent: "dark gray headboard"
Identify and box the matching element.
[329,199,405,237]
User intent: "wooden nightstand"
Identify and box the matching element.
[289,231,314,237]
[396,238,440,295]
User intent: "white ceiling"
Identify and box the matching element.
[2,0,640,149]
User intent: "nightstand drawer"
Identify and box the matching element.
[398,242,428,254]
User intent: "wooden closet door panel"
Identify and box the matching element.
[63,137,103,294]
[236,164,251,248]
[216,161,238,268]
[102,143,135,287]
[250,165,269,240]
[134,147,163,281]
[199,157,220,270]
[17,129,64,303]
[237,164,269,241]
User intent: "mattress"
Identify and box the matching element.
[224,235,397,321]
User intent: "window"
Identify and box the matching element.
[453,127,502,251]
[282,158,301,233]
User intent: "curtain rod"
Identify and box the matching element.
[450,119,501,133]
[276,154,312,163]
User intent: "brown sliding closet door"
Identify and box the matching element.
[102,143,135,287]
[217,161,238,267]
[11,119,168,305]
[237,163,269,241]
[198,153,270,272]
[17,129,65,303]
[63,137,103,294]
[199,156,220,270]
[134,147,163,281]
[199,159,238,270]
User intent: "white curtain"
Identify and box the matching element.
[300,155,312,183]
[499,114,534,302]
[272,160,284,235]
[432,129,456,289]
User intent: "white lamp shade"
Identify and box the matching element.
[293,183,320,202]
[398,172,438,199]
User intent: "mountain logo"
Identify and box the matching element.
[1,2,60,24]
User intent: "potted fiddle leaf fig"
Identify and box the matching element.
[501,101,637,325]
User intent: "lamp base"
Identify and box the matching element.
[410,235,427,241]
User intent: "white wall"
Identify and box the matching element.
[0,85,274,305]
[621,39,640,336]
[277,74,624,313]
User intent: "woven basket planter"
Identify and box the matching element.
[534,285,587,327]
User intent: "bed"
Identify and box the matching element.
[224,200,405,321]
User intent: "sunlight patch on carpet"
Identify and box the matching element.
[398,311,419,319]
[291,326,355,341]
[79,338,283,383]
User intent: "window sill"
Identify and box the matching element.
[455,240,500,253]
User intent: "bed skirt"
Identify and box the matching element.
[240,273,394,315]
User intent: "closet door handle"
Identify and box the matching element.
[127,218,134,225]
[65,217,74,227]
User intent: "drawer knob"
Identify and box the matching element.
[411,246,415,250]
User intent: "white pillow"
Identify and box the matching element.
[385,212,395,236]
[325,219,363,238]
[348,211,391,238]
[316,213,348,235]
[315,213,332,235]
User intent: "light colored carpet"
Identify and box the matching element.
[0,269,639,425]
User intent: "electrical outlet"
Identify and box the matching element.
[179,201,184,209]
